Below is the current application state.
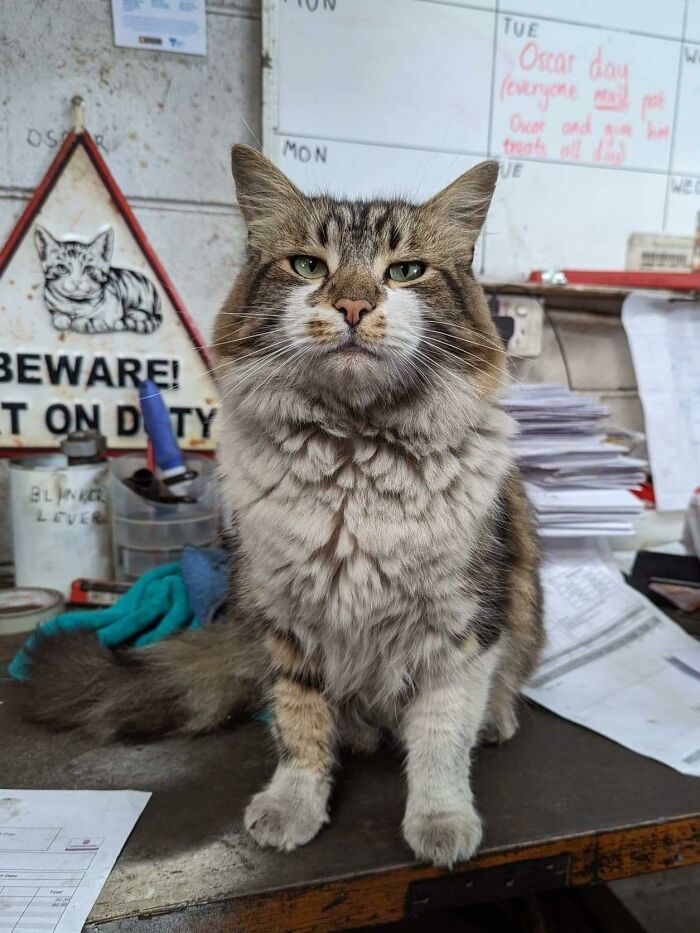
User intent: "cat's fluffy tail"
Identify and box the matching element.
[20,622,267,741]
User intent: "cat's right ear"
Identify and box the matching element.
[34,226,58,261]
[421,161,499,242]
[90,228,114,263]
[231,145,304,235]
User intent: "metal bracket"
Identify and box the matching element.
[406,854,572,915]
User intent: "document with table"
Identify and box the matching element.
[0,790,150,933]
[527,540,700,777]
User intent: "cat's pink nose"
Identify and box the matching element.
[334,298,373,329]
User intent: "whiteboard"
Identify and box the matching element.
[263,0,700,279]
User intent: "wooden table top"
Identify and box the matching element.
[1,633,699,932]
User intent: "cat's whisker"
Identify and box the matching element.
[215,308,283,317]
[217,345,309,430]
[421,326,525,366]
[214,343,295,391]
[142,334,293,396]
[205,327,289,353]
[236,346,310,413]
[417,328,513,378]
[421,317,506,350]
[407,347,481,436]
[420,323,511,358]
[417,336,513,392]
[386,346,433,398]
[416,342,503,379]
[216,341,301,405]
[218,343,299,386]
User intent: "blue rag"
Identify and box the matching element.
[181,545,229,625]
[8,547,229,682]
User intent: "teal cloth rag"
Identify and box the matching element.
[8,562,199,682]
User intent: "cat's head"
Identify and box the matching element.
[35,226,113,300]
[214,146,504,411]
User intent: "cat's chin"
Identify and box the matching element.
[308,348,400,407]
[328,344,379,360]
[322,344,385,378]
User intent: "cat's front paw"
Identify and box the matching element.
[481,698,520,745]
[244,789,328,852]
[402,807,483,868]
[51,313,72,331]
[89,318,112,334]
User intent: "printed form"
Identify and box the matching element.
[0,790,150,933]
[526,540,700,776]
[623,292,700,511]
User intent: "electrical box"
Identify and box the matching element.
[491,296,544,358]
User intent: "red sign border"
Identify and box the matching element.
[0,130,216,456]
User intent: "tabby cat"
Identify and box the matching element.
[35,225,162,334]
[24,148,543,868]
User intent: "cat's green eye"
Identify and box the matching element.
[56,263,69,274]
[387,261,425,283]
[84,265,95,275]
[291,255,328,280]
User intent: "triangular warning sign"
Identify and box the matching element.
[0,130,218,452]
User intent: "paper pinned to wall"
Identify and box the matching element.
[526,539,700,777]
[111,0,206,56]
[622,292,700,511]
[0,789,150,933]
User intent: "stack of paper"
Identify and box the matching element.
[503,383,609,435]
[524,484,645,537]
[502,384,646,537]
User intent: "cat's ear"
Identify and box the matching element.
[231,145,304,234]
[35,226,59,261]
[90,228,114,263]
[422,161,499,240]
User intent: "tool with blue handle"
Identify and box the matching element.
[138,380,197,496]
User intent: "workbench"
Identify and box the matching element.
[1,634,699,933]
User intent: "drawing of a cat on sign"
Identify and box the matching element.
[34,225,163,335]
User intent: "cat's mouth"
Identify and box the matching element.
[328,339,379,359]
[51,288,96,302]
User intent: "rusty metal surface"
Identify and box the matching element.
[1,632,699,929]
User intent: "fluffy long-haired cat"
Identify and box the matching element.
[35,225,162,334]
[24,148,543,868]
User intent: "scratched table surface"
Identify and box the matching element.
[1,632,699,932]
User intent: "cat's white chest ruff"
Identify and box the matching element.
[223,421,498,650]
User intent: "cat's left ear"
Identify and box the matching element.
[90,228,114,263]
[35,226,59,261]
[421,161,499,241]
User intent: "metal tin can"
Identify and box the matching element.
[9,454,113,596]
[0,587,65,635]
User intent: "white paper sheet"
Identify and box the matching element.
[622,292,700,511]
[525,540,700,776]
[111,0,206,56]
[0,790,150,933]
